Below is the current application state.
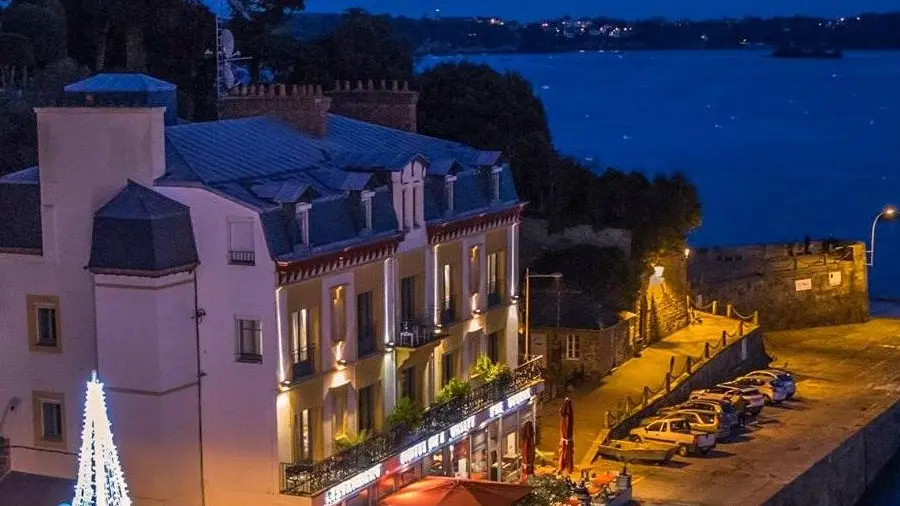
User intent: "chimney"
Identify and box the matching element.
[326,79,419,133]
[217,83,332,136]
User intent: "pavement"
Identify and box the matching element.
[536,314,754,467]
[606,317,900,505]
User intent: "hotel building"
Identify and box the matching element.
[0,75,543,506]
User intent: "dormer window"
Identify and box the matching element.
[444,176,456,214]
[296,203,311,246]
[361,191,374,233]
[491,167,503,202]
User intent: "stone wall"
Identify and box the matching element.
[218,83,333,136]
[689,241,869,330]
[641,253,690,344]
[327,80,419,133]
[608,328,769,441]
[535,318,636,381]
[762,395,900,506]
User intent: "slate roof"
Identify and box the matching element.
[88,181,199,275]
[530,290,620,330]
[64,73,176,92]
[0,168,42,252]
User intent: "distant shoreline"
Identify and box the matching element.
[415,46,900,60]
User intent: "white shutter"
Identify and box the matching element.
[229,220,254,252]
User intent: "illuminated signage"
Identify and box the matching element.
[506,389,532,410]
[428,431,446,451]
[324,464,382,506]
[489,402,504,418]
[399,440,428,466]
[449,416,475,440]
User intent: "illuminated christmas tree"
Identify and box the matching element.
[69,371,132,506]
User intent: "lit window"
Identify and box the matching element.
[565,334,581,360]
[331,286,346,342]
[236,318,262,363]
[469,246,480,296]
[295,408,313,462]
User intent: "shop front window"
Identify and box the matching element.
[453,439,470,479]
[471,430,489,481]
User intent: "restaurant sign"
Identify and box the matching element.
[324,464,383,506]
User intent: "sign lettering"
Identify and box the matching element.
[399,440,428,466]
[449,416,475,440]
[428,432,446,452]
[489,402,505,419]
[505,388,532,410]
[324,464,382,506]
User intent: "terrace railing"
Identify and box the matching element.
[281,356,544,496]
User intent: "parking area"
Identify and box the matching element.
[594,317,900,505]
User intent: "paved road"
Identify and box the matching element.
[537,314,754,467]
[617,318,900,505]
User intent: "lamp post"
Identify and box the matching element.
[524,269,563,361]
[868,205,896,266]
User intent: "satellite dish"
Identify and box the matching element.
[221,29,235,58]
[223,62,235,89]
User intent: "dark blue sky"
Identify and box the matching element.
[304,0,900,21]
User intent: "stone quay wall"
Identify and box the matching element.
[762,396,900,506]
[689,240,869,330]
[606,324,770,441]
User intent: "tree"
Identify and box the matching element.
[533,244,642,311]
[2,0,67,67]
[520,474,571,506]
[227,0,305,80]
[0,33,36,69]
[319,9,413,82]
[68,371,132,506]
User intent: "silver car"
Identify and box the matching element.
[746,369,797,398]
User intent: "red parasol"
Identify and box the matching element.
[557,397,574,475]
[379,477,533,506]
[520,420,536,482]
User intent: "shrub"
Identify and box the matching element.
[333,429,370,452]
[471,354,511,382]
[386,396,421,429]
[436,377,471,404]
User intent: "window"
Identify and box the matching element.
[400,277,415,322]
[487,332,500,363]
[28,295,60,351]
[646,422,662,432]
[441,351,456,386]
[236,319,263,363]
[296,205,310,246]
[32,392,65,446]
[441,264,455,324]
[332,388,348,436]
[565,334,581,360]
[469,247,480,296]
[358,385,375,432]
[291,309,315,378]
[412,186,420,228]
[331,286,346,342]
[228,219,255,265]
[401,189,408,230]
[362,193,374,233]
[491,169,502,202]
[444,179,455,213]
[357,291,376,357]
[487,251,504,307]
[295,408,313,462]
[401,367,416,403]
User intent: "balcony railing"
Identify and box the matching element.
[229,250,255,266]
[396,317,440,348]
[358,324,378,358]
[291,345,316,382]
[281,356,544,496]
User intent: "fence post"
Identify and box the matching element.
[739,321,744,336]
[704,342,711,359]
[726,304,733,318]
[669,355,675,374]
[711,300,718,315]
[721,330,727,347]
[665,373,671,393]
[753,311,759,325]
[686,356,693,374]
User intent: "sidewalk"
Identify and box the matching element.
[537,314,753,468]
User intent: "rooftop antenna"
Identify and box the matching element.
[207,0,253,117]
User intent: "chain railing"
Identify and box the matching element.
[605,306,759,429]
[281,356,544,496]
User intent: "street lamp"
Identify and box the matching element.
[868,205,896,266]
[524,269,563,361]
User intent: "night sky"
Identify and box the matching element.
[303,0,900,21]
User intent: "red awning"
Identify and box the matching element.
[379,477,533,506]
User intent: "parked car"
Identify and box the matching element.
[659,399,739,429]
[629,417,717,456]
[732,376,788,404]
[691,385,766,415]
[745,369,797,398]
[656,410,732,440]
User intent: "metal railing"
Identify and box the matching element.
[291,345,316,382]
[396,317,440,348]
[229,250,255,266]
[281,356,544,496]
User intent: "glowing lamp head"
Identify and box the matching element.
[884,206,897,218]
[684,248,692,258]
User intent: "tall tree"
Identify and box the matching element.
[319,9,413,82]
[227,0,304,80]
[2,0,67,67]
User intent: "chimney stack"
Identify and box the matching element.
[217,83,333,137]
[326,79,419,133]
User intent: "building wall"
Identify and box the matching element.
[689,241,869,330]
[157,186,282,506]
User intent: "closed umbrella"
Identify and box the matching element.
[520,421,536,482]
[557,397,574,475]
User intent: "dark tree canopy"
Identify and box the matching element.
[0,33,36,69]
[533,244,642,311]
[319,9,413,82]
[2,0,67,66]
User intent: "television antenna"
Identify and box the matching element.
[206,0,253,103]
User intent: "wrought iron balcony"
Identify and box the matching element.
[395,317,440,348]
[280,356,544,496]
[229,250,255,266]
[291,345,316,382]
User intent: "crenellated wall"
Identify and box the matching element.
[689,240,869,330]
